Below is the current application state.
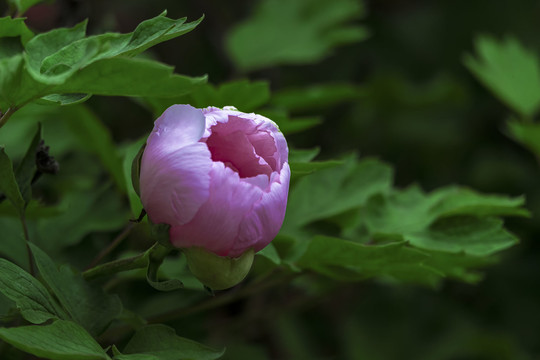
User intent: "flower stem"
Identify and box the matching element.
[83,242,171,281]
[0,107,17,129]
[85,222,137,270]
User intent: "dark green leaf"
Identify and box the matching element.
[14,123,42,205]
[37,93,92,106]
[290,159,343,178]
[0,258,61,324]
[288,147,320,163]
[464,35,540,118]
[507,119,540,158]
[257,243,281,265]
[29,243,123,336]
[0,320,108,360]
[297,236,440,285]
[226,0,369,70]
[122,138,146,216]
[0,147,25,216]
[406,216,518,256]
[122,324,225,360]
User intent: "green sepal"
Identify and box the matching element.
[131,143,146,197]
[184,247,255,291]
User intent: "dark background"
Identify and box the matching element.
[5,0,540,358]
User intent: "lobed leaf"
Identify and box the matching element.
[464,35,540,118]
[226,0,369,70]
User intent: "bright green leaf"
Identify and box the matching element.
[464,35,540,118]
[226,0,369,70]
[0,16,34,44]
[0,258,60,324]
[0,320,108,360]
[122,324,225,360]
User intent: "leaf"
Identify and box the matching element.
[0,17,33,44]
[464,35,540,118]
[271,84,364,112]
[0,320,108,360]
[297,236,440,285]
[37,93,92,106]
[257,243,281,265]
[284,157,393,229]
[406,216,518,256]
[122,324,225,360]
[7,0,49,16]
[29,243,123,337]
[226,0,369,70]
[0,146,25,216]
[122,138,146,216]
[51,57,206,98]
[14,123,42,205]
[507,119,540,158]
[0,258,61,324]
[288,147,320,163]
[289,159,343,178]
[260,110,321,134]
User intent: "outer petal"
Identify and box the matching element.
[146,105,206,155]
[170,162,263,256]
[232,163,291,256]
[140,142,212,226]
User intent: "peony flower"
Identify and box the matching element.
[139,105,290,259]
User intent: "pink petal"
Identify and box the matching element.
[140,142,212,226]
[170,162,263,256]
[146,105,206,155]
[231,163,291,256]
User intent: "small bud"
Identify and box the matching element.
[184,247,255,290]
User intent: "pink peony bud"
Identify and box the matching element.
[139,105,290,259]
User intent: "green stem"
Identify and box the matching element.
[0,107,17,129]
[83,242,171,281]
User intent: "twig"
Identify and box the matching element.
[0,107,17,129]
[85,222,137,270]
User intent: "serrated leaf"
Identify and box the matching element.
[284,157,393,229]
[122,324,225,360]
[0,258,61,324]
[29,243,123,337]
[0,147,25,216]
[406,216,518,256]
[0,320,108,360]
[464,35,540,118]
[226,0,369,70]
[297,236,440,284]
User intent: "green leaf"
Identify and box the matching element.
[271,84,364,112]
[464,35,540,118]
[284,157,393,228]
[51,57,206,97]
[297,236,440,284]
[260,110,321,134]
[0,258,61,324]
[507,119,540,158]
[29,243,123,336]
[226,0,369,70]
[121,324,225,360]
[122,138,146,216]
[288,147,320,163]
[406,216,518,256]
[421,250,496,284]
[7,0,49,16]
[289,159,343,178]
[0,320,108,360]
[14,123,42,205]
[0,17,33,44]
[37,93,92,106]
[0,146,25,216]
[257,243,281,265]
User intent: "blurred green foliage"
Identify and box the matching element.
[0,0,540,359]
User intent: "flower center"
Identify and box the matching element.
[206,116,277,178]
